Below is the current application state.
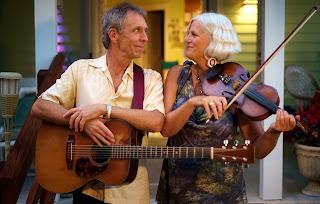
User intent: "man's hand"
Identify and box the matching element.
[63,104,105,132]
[83,118,115,146]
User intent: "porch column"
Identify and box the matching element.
[259,0,285,200]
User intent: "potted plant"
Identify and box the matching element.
[293,104,320,196]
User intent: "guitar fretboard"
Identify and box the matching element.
[111,146,213,159]
[75,145,214,159]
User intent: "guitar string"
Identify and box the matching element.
[66,146,248,159]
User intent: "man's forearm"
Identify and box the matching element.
[111,106,164,132]
[31,98,69,125]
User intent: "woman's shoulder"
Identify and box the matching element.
[168,64,183,77]
[167,61,193,80]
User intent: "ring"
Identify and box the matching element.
[209,102,215,105]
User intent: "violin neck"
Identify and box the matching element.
[244,87,278,113]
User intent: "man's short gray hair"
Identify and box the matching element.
[102,2,147,49]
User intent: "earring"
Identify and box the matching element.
[207,57,217,68]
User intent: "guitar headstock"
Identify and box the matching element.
[212,140,255,164]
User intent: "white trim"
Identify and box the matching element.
[259,0,285,200]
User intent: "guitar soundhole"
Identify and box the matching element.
[91,145,110,163]
[75,157,108,178]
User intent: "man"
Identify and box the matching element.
[31,3,164,204]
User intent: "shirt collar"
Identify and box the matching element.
[88,54,134,79]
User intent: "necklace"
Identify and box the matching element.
[196,69,203,95]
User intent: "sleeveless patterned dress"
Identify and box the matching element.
[156,61,247,204]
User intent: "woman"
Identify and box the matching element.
[156,13,297,203]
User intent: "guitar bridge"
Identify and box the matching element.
[66,134,75,170]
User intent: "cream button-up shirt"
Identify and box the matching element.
[41,55,164,204]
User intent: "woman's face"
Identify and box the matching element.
[184,20,210,63]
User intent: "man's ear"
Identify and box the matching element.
[108,28,118,42]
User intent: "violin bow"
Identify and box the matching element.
[226,5,320,133]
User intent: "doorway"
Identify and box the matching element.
[140,10,164,73]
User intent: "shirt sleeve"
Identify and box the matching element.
[143,70,165,114]
[40,61,79,109]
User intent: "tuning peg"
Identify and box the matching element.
[234,140,239,146]
[223,140,229,146]
[245,140,250,146]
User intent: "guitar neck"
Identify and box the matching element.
[72,143,254,163]
[104,145,213,159]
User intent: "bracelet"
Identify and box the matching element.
[106,104,112,120]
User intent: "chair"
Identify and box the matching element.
[284,65,320,110]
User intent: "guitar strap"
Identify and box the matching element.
[133,63,144,143]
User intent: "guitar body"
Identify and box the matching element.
[35,119,138,193]
[36,120,255,193]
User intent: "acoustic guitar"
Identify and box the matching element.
[35,119,255,193]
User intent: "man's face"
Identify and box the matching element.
[117,11,148,59]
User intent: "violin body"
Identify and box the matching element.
[202,62,279,121]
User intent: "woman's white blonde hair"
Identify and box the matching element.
[191,12,241,62]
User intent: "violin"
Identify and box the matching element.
[201,5,320,132]
[202,62,279,121]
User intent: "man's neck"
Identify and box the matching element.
[106,50,132,76]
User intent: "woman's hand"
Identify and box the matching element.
[63,104,105,132]
[269,109,298,132]
[83,118,115,146]
[188,95,227,119]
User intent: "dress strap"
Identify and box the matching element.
[177,60,193,96]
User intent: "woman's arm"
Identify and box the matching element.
[161,65,227,137]
[161,65,196,137]
[237,109,296,159]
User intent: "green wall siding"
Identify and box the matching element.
[220,0,258,73]
[0,0,35,77]
[285,0,320,108]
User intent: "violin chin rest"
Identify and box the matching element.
[205,64,223,81]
